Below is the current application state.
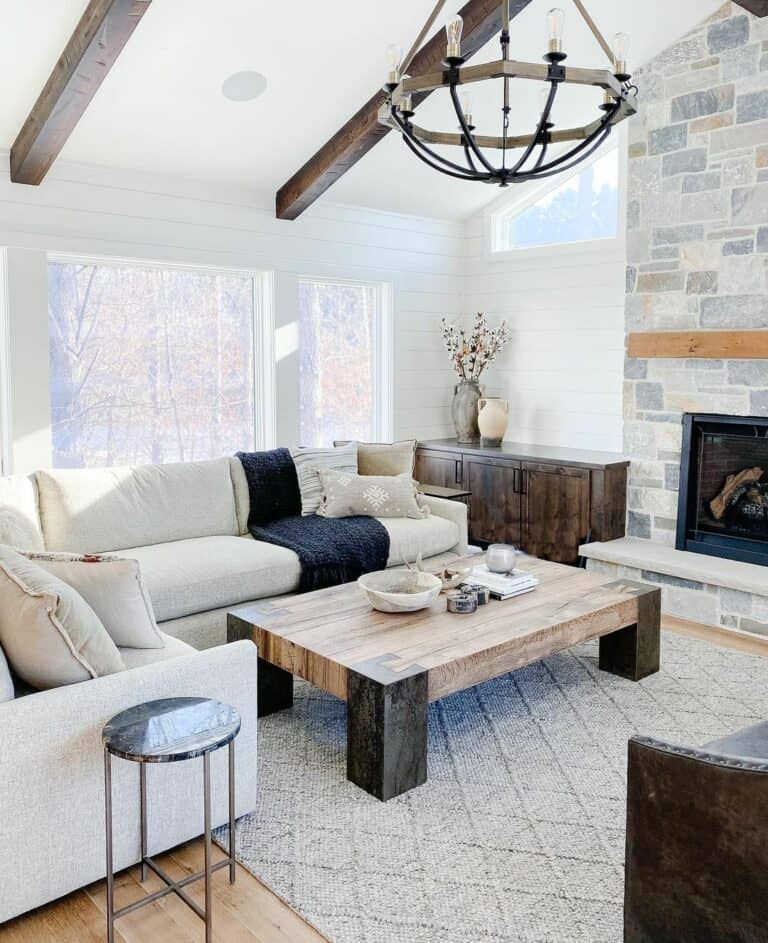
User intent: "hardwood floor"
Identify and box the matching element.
[2,616,765,943]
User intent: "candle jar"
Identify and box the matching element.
[486,544,518,574]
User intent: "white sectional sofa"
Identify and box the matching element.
[0,455,468,923]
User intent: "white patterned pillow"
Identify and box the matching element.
[290,443,358,516]
[317,470,429,520]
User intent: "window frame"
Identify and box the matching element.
[485,127,627,262]
[297,275,394,445]
[46,252,276,461]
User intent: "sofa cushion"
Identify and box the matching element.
[335,439,416,476]
[229,457,251,536]
[124,536,302,622]
[36,459,238,553]
[381,515,460,565]
[0,476,44,552]
[0,545,124,689]
[26,551,163,649]
[318,470,428,520]
[290,444,358,516]
[119,632,196,670]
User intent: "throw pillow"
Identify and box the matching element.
[0,475,45,552]
[334,440,416,477]
[317,470,430,520]
[0,645,14,702]
[0,545,124,690]
[25,552,163,649]
[290,443,358,516]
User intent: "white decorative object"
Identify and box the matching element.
[486,543,518,574]
[478,398,509,448]
[434,565,473,589]
[358,569,442,613]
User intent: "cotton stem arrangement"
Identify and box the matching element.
[440,313,511,382]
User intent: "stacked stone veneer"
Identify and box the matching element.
[590,2,768,636]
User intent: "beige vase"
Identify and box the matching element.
[477,398,509,447]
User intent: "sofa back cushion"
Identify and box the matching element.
[36,459,238,553]
[0,645,14,702]
[0,476,45,552]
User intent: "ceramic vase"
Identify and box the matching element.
[477,397,509,447]
[452,380,482,443]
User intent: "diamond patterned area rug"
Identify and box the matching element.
[217,632,768,943]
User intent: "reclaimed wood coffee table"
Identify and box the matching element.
[228,555,661,802]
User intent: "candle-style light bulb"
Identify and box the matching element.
[446,14,464,59]
[546,8,565,54]
[612,32,630,77]
[462,92,473,127]
[386,44,402,86]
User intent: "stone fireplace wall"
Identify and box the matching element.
[624,2,768,546]
[584,2,768,637]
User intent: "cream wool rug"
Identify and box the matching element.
[216,632,768,943]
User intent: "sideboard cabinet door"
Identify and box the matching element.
[521,463,590,564]
[463,455,521,546]
[414,449,463,488]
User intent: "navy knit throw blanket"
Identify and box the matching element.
[236,449,390,593]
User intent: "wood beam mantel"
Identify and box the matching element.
[10,0,151,186]
[275,0,535,221]
[628,331,768,360]
[732,0,768,16]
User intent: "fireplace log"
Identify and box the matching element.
[710,467,765,521]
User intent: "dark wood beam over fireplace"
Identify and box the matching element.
[10,0,151,186]
[275,0,535,221]
[732,0,768,16]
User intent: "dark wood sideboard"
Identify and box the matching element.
[415,439,629,565]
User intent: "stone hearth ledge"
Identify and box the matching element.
[579,538,767,597]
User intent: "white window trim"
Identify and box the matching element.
[485,124,628,262]
[0,249,11,475]
[47,252,276,453]
[298,276,394,443]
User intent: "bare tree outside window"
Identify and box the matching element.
[48,261,256,467]
[298,280,379,448]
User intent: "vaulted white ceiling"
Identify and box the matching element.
[0,0,724,219]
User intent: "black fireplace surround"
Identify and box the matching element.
[677,413,768,567]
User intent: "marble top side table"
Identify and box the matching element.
[102,697,241,943]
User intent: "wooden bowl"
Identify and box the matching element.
[358,570,443,613]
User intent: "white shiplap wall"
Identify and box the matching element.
[0,155,463,471]
[461,176,627,453]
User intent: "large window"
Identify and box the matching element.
[298,279,392,448]
[48,259,266,468]
[492,145,620,252]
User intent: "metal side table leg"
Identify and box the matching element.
[228,739,236,883]
[104,747,115,943]
[203,751,213,943]
[139,764,147,882]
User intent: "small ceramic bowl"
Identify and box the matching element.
[358,569,443,613]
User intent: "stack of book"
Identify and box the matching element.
[465,564,539,600]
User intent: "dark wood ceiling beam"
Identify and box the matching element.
[732,1,768,16]
[276,0,535,220]
[10,0,151,186]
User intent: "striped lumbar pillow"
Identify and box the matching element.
[290,443,358,516]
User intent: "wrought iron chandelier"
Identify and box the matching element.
[380,0,638,186]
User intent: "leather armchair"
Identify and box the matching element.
[624,723,768,942]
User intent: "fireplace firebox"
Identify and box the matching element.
[677,413,768,567]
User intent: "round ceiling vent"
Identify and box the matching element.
[222,71,268,102]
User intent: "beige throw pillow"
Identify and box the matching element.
[25,552,163,649]
[290,443,358,516]
[0,545,124,690]
[317,470,429,520]
[334,440,416,477]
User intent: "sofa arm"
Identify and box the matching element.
[0,640,259,924]
[422,494,469,555]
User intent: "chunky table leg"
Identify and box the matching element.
[258,657,293,717]
[599,585,661,681]
[346,661,428,801]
